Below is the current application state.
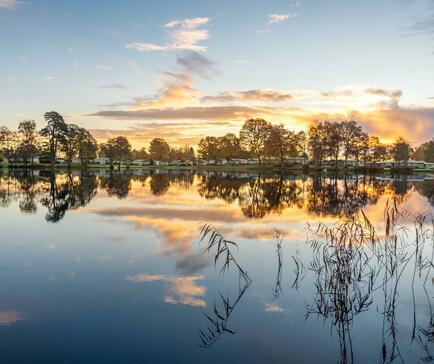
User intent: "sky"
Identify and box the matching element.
[0,0,434,148]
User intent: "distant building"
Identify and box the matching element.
[283,157,308,166]
[132,159,151,166]
[195,159,208,166]
[177,160,192,166]
[154,160,169,166]
[262,157,280,165]
[95,157,111,165]
[403,160,426,169]
[375,160,395,168]
[229,158,249,165]
[248,158,259,165]
[215,158,228,166]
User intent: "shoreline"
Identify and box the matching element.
[1,162,434,174]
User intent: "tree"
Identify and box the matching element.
[340,120,363,165]
[102,136,132,166]
[0,126,12,151]
[61,124,83,162]
[356,132,369,165]
[40,111,68,165]
[170,145,195,161]
[413,138,434,162]
[369,136,388,163]
[391,137,411,163]
[265,124,297,166]
[308,122,328,166]
[218,133,242,159]
[239,118,270,163]
[198,136,220,159]
[149,138,170,161]
[324,121,343,167]
[0,126,18,162]
[78,130,98,166]
[131,147,150,160]
[296,131,307,157]
[17,120,39,164]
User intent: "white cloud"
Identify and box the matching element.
[268,13,298,25]
[265,303,285,313]
[96,64,112,71]
[0,0,23,10]
[126,17,210,52]
[127,274,206,307]
[43,75,55,80]
[126,43,167,51]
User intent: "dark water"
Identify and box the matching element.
[0,169,433,363]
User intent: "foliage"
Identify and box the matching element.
[149,138,170,161]
[390,136,411,162]
[239,118,271,163]
[100,136,131,163]
[16,120,39,163]
[40,111,68,164]
[413,138,434,162]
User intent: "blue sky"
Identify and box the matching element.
[0,0,433,146]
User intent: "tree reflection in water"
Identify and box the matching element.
[0,170,433,224]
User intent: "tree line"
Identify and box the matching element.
[199,118,433,166]
[0,111,433,166]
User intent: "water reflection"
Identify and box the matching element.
[1,170,433,223]
[1,169,434,363]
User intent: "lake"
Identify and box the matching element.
[0,169,433,363]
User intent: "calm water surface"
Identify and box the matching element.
[0,169,433,363]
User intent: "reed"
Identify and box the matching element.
[198,224,251,348]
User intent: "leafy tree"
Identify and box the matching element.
[17,120,39,164]
[308,122,328,166]
[78,130,98,165]
[391,137,411,163]
[131,147,150,160]
[0,126,18,162]
[198,136,220,159]
[40,111,68,164]
[369,136,388,163]
[218,133,243,159]
[61,124,83,162]
[170,145,195,161]
[296,131,307,157]
[340,120,363,165]
[355,132,369,164]
[239,118,271,163]
[324,121,343,166]
[101,136,132,165]
[265,124,298,166]
[149,138,170,161]
[413,138,434,162]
